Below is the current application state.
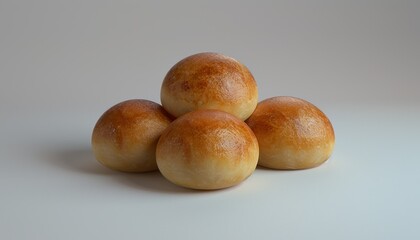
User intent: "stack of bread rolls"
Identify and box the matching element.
[92,52,335,190]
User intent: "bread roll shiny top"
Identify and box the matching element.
[160,52,258,120]
[247,97,334,145]
[92,100,172,147]
[158,110,258,166]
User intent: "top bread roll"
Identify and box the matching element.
[160,52,258,120]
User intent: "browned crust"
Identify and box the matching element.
[91,99,173,172]
[156,110,259,189]
[245,96,335,169]
[92,99,173,149]
[160,52,258,119]
[157,109,258,165]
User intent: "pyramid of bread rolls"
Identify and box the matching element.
[92,52,335,190]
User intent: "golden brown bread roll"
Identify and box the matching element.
[156,110,259,190]
[91,99,173,172]
[246,96,335,169]
[160,52,258,120]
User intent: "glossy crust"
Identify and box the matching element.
[246,96,335,169]
[160,52,258,120]
[91,99,173,172]
[156,110,259,190]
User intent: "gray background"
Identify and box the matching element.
[1,0,419,239]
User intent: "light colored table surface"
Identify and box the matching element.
[1,1,419,239]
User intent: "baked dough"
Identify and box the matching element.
[160,52,258,120]
[156,110,259,190]
[246,96,335,169]
[92,99,173,172]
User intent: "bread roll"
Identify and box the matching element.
[91,99,173,172]
[160,52,258,120]
[246,96,335,169]
[156,110,259,190]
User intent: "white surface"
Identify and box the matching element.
[2,106,420,239]
[1,1,420,239]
